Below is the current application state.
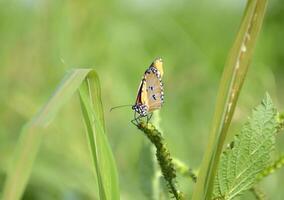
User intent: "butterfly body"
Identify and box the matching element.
[132,58,164,122]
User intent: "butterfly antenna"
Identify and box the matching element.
[110,104,133,112]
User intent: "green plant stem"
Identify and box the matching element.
[192,0,268,199]
[152,111,165,199]
[137,122,184,200]
[172,158,197,183]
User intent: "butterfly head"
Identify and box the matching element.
[132,103,148,117]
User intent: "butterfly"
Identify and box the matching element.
[132,58,164,124]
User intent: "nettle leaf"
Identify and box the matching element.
[213,94,278,200]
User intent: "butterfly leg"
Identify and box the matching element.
[146,113,153,124]
[131,111,142,126]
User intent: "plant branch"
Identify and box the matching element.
[137,122,184,200]
[172,158,197,183]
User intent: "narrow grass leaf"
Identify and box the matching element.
[79,71,119,200]
[192,0,268,199]
[2,69,90,200]
[2,69,119,200]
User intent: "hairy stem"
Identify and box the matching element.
[137,122,184,200]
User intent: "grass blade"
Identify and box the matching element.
[192,0,268,199]
[2,69,119,200]
[79,71,120,200]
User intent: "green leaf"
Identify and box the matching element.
[2,69,119,200]
[250,186,266,200]
[79,71,120,200]
[192,0,268,199]
[213,95,278,200]
[256,154,284,182]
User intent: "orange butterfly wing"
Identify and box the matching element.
[133,58,164,117]
[143,70,164,113]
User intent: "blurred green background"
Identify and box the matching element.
[0,0,284,199]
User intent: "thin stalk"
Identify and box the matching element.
[172,158,197,183]
[192,0,268,199]
[152,112,164,200]
[137,122,184,200]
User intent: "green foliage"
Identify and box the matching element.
[277,113,284,132]
[193,0,269,199]
[79,71,120,200]
[1,0,284,199]
[213,95,278,200]
[137,122,184,200]
[138,112,164,200]
[257,154,284,182]
[172,158,197,183]
[2,69,119,200]
[250,186,266,200]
